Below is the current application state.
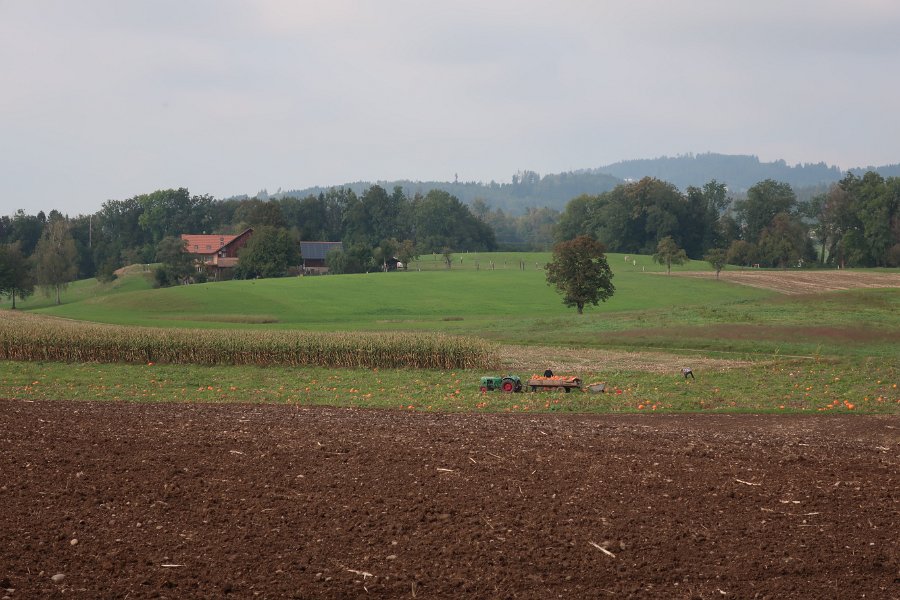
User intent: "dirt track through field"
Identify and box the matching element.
[672,270,900,295]
[501,345,756,374]
[2,400,897,599]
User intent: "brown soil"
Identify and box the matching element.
[672,270,900,295]
[2,400,897,599]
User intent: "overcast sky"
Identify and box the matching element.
[2,0,898,217]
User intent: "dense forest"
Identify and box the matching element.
[1,169,898,304]
[556,172,900,269]
[0,185,500,289]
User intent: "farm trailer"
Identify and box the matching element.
[526,375,582,393]
[479,375,584,393]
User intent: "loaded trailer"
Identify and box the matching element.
[526,375,582,393]
[479,374,585,393]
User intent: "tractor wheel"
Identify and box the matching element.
[501,380,515,393]
[480,386,488,393]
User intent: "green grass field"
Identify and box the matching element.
[1,356,895,414]
[19,253,767,333]
[2,252,898,413]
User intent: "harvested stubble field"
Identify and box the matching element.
[2,399,897,599]
[672,270,900,295]
[500,345,755,374]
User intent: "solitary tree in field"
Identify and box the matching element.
[545,235,615,314]
[653,236,687,275]
[704,248,728,279]
[441,247,453,269]
[33,218,78,304]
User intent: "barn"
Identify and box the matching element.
[181,228,254,279]
[299,241,343,274]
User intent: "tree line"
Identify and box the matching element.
[2,170,897,305]
[0,185,497,299]
[555,172,900,268]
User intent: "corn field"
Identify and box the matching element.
[0,311,499,370]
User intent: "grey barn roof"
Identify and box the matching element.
[300,241,343,260]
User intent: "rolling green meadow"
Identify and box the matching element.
[2,252,898,414]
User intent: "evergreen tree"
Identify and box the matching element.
[0,242,34,308]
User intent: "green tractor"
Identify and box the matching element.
[479,375,523,393]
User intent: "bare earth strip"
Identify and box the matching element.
[670,270,900,294]
[501,345,755,374]
[1,400,896,599]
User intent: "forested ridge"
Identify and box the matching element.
[259,154,900,212]
[593,153,900,195]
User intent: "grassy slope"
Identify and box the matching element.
[20,255,900,358]
[31,267,767,325]
[2,357,896,415]
[9,265,155,310]
[22,253,751,321]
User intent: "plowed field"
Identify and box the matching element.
[2,400,897,599]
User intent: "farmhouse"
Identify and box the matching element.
[299,241,343,274]
[181,228,254,279]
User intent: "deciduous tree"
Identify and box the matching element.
[545,235,615,314]
[325,243,372,274]
[757,213,812,268]
[736,179,796,244]
[726,240,758,267]
[33,218,78,304]
[154,236,197,287]
[653,236,688,275]
[233,198,286,229]
[703,248,728,279]
[441,247,453,269]
[412,190,496,253]
[234,226,299,279]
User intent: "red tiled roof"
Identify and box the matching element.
[181,234,237,254]
[180,229,253,255]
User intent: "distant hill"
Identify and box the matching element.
[591,152,899,193]
[848,164,900,178]
[253,153,899,214]
[269,171,622,214]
